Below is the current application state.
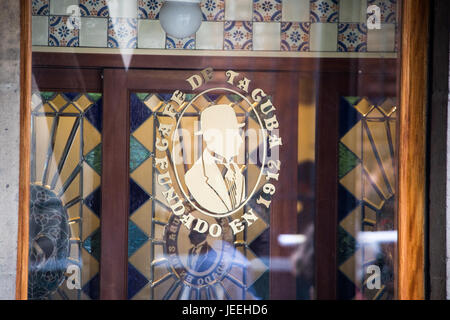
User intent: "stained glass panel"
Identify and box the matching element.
[128,92,270,300]
[28,92,102,300]
[338,96,397,300]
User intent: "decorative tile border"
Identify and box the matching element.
[253,0,282,22]
[338,23,367,52]
[33,0,398,52]
[107,18,137,49]
[224,21,253,50]
[281,22,310,52]
[201,0,225,21]
[79,0,109,17]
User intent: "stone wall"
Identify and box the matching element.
[0,0,20,300]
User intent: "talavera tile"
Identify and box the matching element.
[166,35,196,50]
[50,0,79,15]
[309,22,337,51]
[253,22,280,50]
[281,0,309,22]
[367,23,395,52]
[310,0,339,23]
[32,16,49,46]
[225,0,253,21]
[338,23,367,52]
[253,0,282,22]
[80,17,108,47]
[107,18,137,48]
[138,20,166,49]
[49,16,79,47]
[224,21,253,50]
[281,22,310,51]
[196,21,224,50]
[32,0,50,16]
[201,0,225,21]
[339,0,367,22]
[79,0,109,17]
[138,0,163,19]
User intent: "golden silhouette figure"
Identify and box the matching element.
[185,104,246,214]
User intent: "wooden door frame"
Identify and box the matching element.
[17,0,431,300]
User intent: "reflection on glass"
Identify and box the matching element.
[28,92,102,300]
[338,97,397,300]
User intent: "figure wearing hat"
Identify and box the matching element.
[185,104,246,214]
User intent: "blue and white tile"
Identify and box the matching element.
[338,23,367,52]
[32,0,49,16]
[224,21,253,50]
[367,0,396,23]
[165,35,196,50]
[253,0,282,22]
[107,18,138,48]
[310,0,339,23]
[79,0,109,17]
[49,16,79,47]
[138,0,163,19]
[281,22,310,51]
[201,0,225,21]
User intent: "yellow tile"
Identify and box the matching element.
[82,204,100,241]
[33,116,54,184]
[130,200,152,236]
[81,248,99,286]
[82,162,101,198]
[69,220,81,239]
[379,98,397,117]
[74,94,93,112]
[54,127,81,193]
[129,240,152,279]
[83,118,101,156]
[339,206,361,238]
[61,103,80,113]
[366,107,384,118]
[363,126,390,199]
[47,117,78,185]
[60,173,80,205]
[132,116,154,153]
[144,94,164,112]
[339,164,362,199]
[49,93,68,111]
[67,203,81,221]
[341,120,362,159]
[354,97,373,116]
[367,121,395,194]
[338,250,356,285]
[362,173,385,210]
[130,158,153,195]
